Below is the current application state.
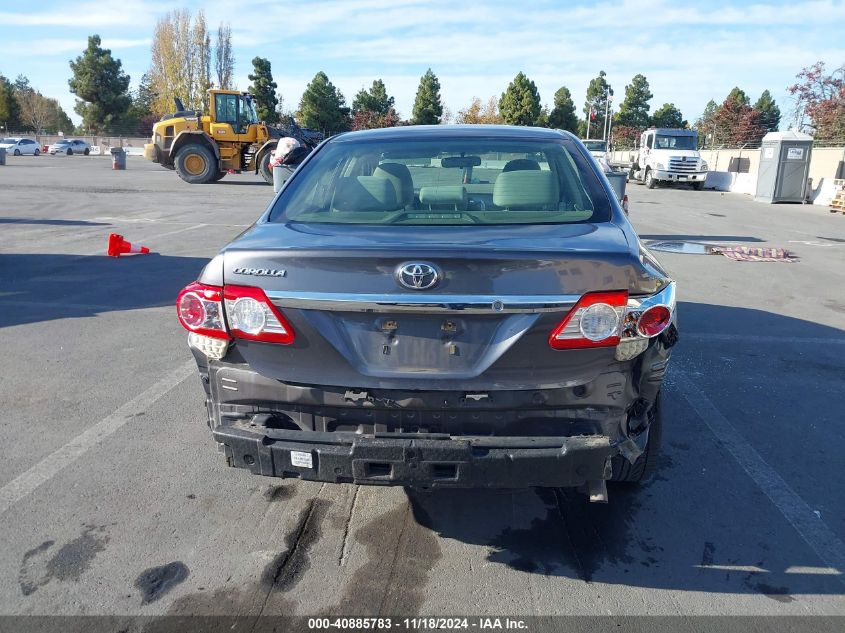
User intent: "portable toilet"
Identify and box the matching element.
[754,131,813,203]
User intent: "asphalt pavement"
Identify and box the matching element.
[1,154,844,629]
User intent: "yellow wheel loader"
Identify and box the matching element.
[144,90,282,185]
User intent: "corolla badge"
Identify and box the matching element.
[233,267,286,277]
[395,262,440,290]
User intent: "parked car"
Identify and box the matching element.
[48,139,91,155]
[175,125,678,501]
[0,137,41,156]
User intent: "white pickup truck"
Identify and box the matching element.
[629,128,708,190]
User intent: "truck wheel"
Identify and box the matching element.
[258,151,274,185]
[610,394,662,484]
[175,144,217,184]
[691,181,704,191]
[644,169,656,189]
[212,171,226,182]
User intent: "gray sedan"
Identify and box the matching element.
[175,125,677,501]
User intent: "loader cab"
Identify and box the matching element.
[209,91,259,139]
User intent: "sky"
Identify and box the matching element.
[1,0,844,129]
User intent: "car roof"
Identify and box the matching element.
[330,124,574,143]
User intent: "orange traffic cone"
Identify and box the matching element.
[107,233,150,257]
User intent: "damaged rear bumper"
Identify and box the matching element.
[214,424,616,489]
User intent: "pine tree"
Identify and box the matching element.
[411,69,443,125]
[499,72,541,126]
[651,103,685,128]
[754,90,781,132]
[298,71,350,135]
[727,87,750,106]
[583,70,611,138]
[616,74,652,129]
[248,57,279,123]
[352,79,394,116]
[548,86,578,133]
[68,35,132,132]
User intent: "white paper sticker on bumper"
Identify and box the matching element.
[290,451,313,469]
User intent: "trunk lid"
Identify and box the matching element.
[221,222,658,389]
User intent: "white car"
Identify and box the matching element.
[0,137,41,156]
[48,139,91,155]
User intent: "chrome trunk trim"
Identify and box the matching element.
[265,291,580,314]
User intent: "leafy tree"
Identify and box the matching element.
[753,90,780,133]
[351,108,399,130]
[149,10,211,115]
[0,73,22,131]
[787,62,845,139]
[583,70,611,138]
[615,74,652,129]
[352,79,395,116]
[298,71,350,134]
[456,96,503,124]
[612,125,641,149]
[548,86,578,133]
[713,95,765,146]
[651,103,685,128]
[215,23,234,89]
[411,69,443,125]
[68,35,132,133]
[499,72,541,126]
[248,57,279,123]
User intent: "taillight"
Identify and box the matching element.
[637,305,671,337]
[176,282,228,339]
[223,285,295,345]
[549,282,676,357]
[549,291,628,349]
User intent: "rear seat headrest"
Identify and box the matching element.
[419,185,468,210]
[493,170,559,208]
[332,176,398,212]
[503,158,541,172]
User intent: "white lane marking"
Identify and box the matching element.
[673,371,845,586]
[0,360,195,516]
[684,333,845,345]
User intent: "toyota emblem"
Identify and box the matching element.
[395,262,440,290]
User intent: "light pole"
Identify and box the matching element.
[603,87,614,141]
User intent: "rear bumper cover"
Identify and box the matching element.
[214,425,615,488]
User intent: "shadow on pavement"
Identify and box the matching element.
[403,303,845,598]
[0,252,209,327]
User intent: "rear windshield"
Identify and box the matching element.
[268,136,611,225]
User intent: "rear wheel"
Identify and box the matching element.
[13,149,20,156]
[175,144,217,184]
[66,149,73,156]
[34,149,40,156]
[258,150,274,185]
[644,168,656,189]
[84,148,90,156]
[212,171,226,182]
[610,394,662,484]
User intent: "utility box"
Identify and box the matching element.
[754,131,813,203]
